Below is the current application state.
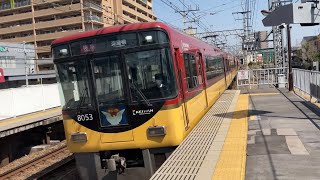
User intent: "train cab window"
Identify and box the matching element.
[124,48,177,101]
[183,53,198,89]
[158,31,169,43]
[92,55,125,105]
[56,60,91,110]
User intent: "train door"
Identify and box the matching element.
[196,52,208,108]
[174,48,189,129]
[91,54,134,143]
[223,57,228,88]
[182,50,207,125]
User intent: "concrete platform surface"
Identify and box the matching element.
[245,88,320,180]
[0,107,62,138]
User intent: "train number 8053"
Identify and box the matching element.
[77,114,93,121]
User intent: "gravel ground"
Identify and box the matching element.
[0,141,67,175]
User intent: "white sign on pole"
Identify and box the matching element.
[238,70,249,80]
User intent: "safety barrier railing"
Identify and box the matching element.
[293,68,320,101]
[237,67,288,87]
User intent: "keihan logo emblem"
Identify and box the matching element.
[132,109,154,116]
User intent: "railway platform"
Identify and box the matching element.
[244,88,320,180]
[0,107,62,138]
[151,88,320,180]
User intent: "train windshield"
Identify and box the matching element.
[92,55,125,105]
[56,60,92,110]
[54,30,177,108]
[125,48,176,101]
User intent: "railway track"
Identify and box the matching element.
[0,145,74,180]
[37,159,78,180]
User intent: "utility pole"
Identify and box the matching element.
[113,0,120,25]
[23,41,28,87]
[175,0,199,33]
[89,10,93,29]
[233,11,251,65]
[287,25,293,91]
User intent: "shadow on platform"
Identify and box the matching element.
[214,110,272,119]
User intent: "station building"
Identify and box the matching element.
[0,42,55,89]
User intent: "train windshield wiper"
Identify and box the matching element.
[130,81,152,106]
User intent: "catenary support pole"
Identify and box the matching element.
[287,25,293,91]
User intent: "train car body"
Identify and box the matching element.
[52,22,237,179]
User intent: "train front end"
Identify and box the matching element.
[52,29,187,158]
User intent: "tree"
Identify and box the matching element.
[302,41,315,62]
[302,36,320,63]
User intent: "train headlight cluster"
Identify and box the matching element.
[147,126,166,137]
[71,132,87,143]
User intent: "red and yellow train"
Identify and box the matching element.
[52,22,237,179]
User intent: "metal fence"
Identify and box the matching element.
[293,68,320,101]
[237,67,288,87]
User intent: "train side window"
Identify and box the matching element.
[189,54,198,88]
[196,54,203,84]
[205,56,213,80]
[205,56,224,80]
[183,53,192,89]
[183,53,198,90]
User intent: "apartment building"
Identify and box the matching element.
[0,0,156,72]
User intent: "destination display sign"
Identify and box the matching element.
[70,33,138,55]
[53,30,169,59]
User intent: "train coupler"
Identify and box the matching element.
[106,154,126,174]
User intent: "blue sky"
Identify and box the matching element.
[153,0,320,47]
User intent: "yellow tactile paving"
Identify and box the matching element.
[212,94,249,180]
[0,107,62,126]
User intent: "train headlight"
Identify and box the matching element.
[71,132,87,143]
[147,126,166,137]
[145,35,153,43]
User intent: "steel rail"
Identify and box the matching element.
[0,145,70,179]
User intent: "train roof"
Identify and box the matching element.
[52,22,172,45]
[52,22,229,57]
